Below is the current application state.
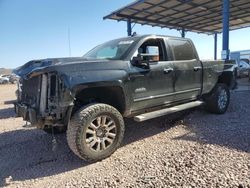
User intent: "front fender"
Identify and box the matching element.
[58,69,131,115]
[60,69,128,92]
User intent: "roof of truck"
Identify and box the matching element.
[119,34,192,41]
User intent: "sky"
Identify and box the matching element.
[0,0,250,68]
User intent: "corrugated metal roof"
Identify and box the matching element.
[104,0,250,34]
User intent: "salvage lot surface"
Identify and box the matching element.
[0,82,249,188]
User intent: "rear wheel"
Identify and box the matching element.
[67,103,124,161]
[204,84,230,114]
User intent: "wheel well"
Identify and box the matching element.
[218,72,233,88]
[74,86,126,115]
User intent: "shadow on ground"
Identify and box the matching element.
[174,91,250,154]
[0,107,16,119]
[0,112,185,186]
[0,91,249,185]
[0,128,89,186]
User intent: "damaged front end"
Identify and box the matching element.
[14,60,75,129]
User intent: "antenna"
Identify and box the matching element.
[68,27,71,57]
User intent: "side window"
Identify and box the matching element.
[135,39,167,61]
[168,39,196,60]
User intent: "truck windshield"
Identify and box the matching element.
[83,38,136,60]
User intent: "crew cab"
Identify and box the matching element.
[14,35,235,161]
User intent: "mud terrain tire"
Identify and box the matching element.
[205,84,230,114]
[67,103,124,161]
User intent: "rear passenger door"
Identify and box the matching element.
[167,38,202,102]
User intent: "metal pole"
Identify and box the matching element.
[127,19,132,36]
[214,33,218,60]
[222,0,230,60]
[181,28,185,38]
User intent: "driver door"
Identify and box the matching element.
[129,38,175,112]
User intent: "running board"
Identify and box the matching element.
[134,101,204,122]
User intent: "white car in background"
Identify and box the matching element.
[0,75,9,84]
[237,59,250,78]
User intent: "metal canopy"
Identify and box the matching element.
[104,0,250,34]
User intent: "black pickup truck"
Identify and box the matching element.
[14,35,235,161]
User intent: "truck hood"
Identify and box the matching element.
[14,57,102,79]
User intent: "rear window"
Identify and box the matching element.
[168,39,196,60]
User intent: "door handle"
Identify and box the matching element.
[164,68,174,74]
[193,66,202,71]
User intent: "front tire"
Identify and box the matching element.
[67,103,125,161]
[204,84,230,114]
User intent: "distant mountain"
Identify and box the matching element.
[0,68,13,75]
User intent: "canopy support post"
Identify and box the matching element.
[222,0,230,60]
[181,28,185,38]
[214,33,218,60]
[127,19,132,36]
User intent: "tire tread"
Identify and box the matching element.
[67,103,124,161]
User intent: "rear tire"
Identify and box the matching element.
[204,84,230,114]
[67,103,125,161]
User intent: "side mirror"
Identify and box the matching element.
[131,46,159,68]
[131,55,150,69]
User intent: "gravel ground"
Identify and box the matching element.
[0,83,249,188]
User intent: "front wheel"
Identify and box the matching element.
[67,103,125,161]
[204,84,230,114]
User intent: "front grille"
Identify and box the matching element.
[19,76,41,108]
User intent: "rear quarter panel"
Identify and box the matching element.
[202,60,225,94]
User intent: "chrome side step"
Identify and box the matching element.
[134,101,204,122]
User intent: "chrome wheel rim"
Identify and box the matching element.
[218,89,228,110]
[85,115,117,152]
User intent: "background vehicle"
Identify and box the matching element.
[1,74,19,84]
[14,35,235,161]
[0,75,9,84]
[236,59,250,78]
[8,74,19,84]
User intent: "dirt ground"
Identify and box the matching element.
[0,81,249,188]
